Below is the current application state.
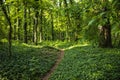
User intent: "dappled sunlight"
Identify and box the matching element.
[12,42,42,49]
[64,43,89,50]
[39,41,89,50]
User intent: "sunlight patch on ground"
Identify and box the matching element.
[64,43,89,50]
[13,42,42,48]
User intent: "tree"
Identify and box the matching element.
[82,0,113,47]
[23,0,28,43]
[63,0,71,41]
[0,0,12,56]
[0,0,120,48]
[39,0,43,42]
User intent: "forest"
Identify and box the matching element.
[0,0,120,80]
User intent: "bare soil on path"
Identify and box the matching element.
[42,50,64,80]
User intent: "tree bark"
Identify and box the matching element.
[104,19,112,47]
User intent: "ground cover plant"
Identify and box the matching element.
[50,45,120,80]
[0,43,60,80]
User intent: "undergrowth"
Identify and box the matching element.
[0,43,60,80]
[50,46,120,80]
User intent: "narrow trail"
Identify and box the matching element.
[42,49,64,80]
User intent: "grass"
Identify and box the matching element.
[0,43,60,80]
[50,45,120,80]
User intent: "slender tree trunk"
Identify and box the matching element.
[64,0,71,41]
[17,16,20,40]
[39,0,43,42]
[23,1,27,43]
[51,12,54,41]
[75,19,80,41]
[28,8,32,42]
[8,19,12,57]
[34,11,39,45]
[33,17,35,43]
[16,1,20,41]
[0,1,12,56]
[14,20,17,40]
[39,9,43,42]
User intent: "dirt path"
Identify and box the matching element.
[42,49,64,80]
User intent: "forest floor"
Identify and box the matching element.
[49,45,120,80]
[0,41,120,80]
[0,43,61,80]
[42,49,64,80]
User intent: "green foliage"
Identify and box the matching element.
[0,43,59,80]
[1,0,120,47]
[50,45,120,80]
[1,0,120,79]
[0,14,8,40]
[112,0,120,11]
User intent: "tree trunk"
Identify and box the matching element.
[64,0,71,41]
[23,1,27,43]
[33,17,35,43]
[39,9,43,42]
[99,5,112,48]
[16,1,20,41]
[14,20,17,40]
[99,19,112,48]
[51,12,54,41]
[0,1,12,56]
[28,8,33,42]
[34,11,39,45]
[17,16,20,40]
